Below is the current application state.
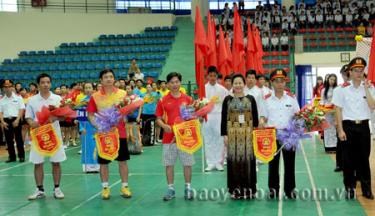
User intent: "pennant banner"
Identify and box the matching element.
[173,119,203,154]
[30,122,62,157]
[253,127,277,163]
[95,128,120,161]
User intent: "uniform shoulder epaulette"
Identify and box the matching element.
[287,92,295,98]
[340,82,350,88]
[264,93,272,100]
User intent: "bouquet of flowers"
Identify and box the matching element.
[295,105,329,132]
[36,102,77,125]
[276,105,330,151]
[94,95,144,132]
[179,96,219,121]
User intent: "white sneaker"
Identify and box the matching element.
[205,165,215,172]
[28,189,45,200]
[216,164,224,171]
[63,145,68,150]
[54,187,65,199]
[78,150,82,155]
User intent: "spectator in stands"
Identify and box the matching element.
[326,10,334,27]
[362,8,370,25]
[133,79,146,96]
[281,11,288,23]
[128,58,141,80]
[342,2,350,15]
[281,19,289,32]
[353,9,361,26]
[28,83,38,97]
[114,80,120,88]
[263,11,271,25]
[222,3,230,31]
[54,87,61,96]
[262,32,270,51]
[119,79,126,90]
[15,83,22,94]
[289,5,296,15]
[60,84,68,97]
[270,33,280,51]
[290,17,298,34]
[280,31,289,51]
[298,0,306,11]
[366,23,373,37]
[129,79,136,89]
[298,10,307,28]
[332,0,341,11]
[134,68,144,81]
[308,10,316,28]
[316,10,324,28]
[254,17,262,29]
[357,22,366,36]
[228,16,234,30]
[334,10,344,27]
[313,76,324,98]
[370,4,375,19]
[272,11,281,29]
[239,0,245,12]
[261,20,270,33]
[345,10,353,27]
[224,75,232,91]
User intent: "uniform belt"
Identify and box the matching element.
[343,120,369,125]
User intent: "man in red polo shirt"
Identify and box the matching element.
[155,72,195,201]
[87,69,132,200]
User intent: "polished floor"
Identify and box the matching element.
[0,134,373,216]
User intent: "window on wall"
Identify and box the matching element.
[0,0,18,12]
[209,0,275,10]
[116,0,191,11]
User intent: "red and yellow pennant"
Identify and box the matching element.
[30,122,62,157]
[95,128,120,161]
[253,127,277,163]
[173,119,202,154]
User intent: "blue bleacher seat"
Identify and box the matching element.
[46,50,54,55]
[19,51,28,56]
[37,51,45,55]
[2,59,12,64]
[99,35,107,40]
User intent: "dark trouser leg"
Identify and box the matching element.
[336,137,343,168]
[4,118,16,160]
[357,124,372,194]
[13,122,25,159]
[268,142,281,193]
[342,122,357,189]
[283,148,296,194]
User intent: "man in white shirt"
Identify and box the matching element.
[270,33,280,51]
[345,10,353,27]
[244,70,263,118]
[280,31,289,51]
[258,75,272,98]
[203,67,228,171]
[0,80,25,163]
[25,73,66,200]
[259,69,300,199]
[316,10,324,27]
[334,10,343,27]
[332,57,375,200]
[262,32,270,51]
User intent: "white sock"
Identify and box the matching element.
[122,182,128,187]
[168,184,174,190]
[185,183,191,189]
[102,182,109,188]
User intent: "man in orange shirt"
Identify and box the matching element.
[87,69,132,200]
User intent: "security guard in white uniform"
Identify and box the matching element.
[332,57,375,200]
